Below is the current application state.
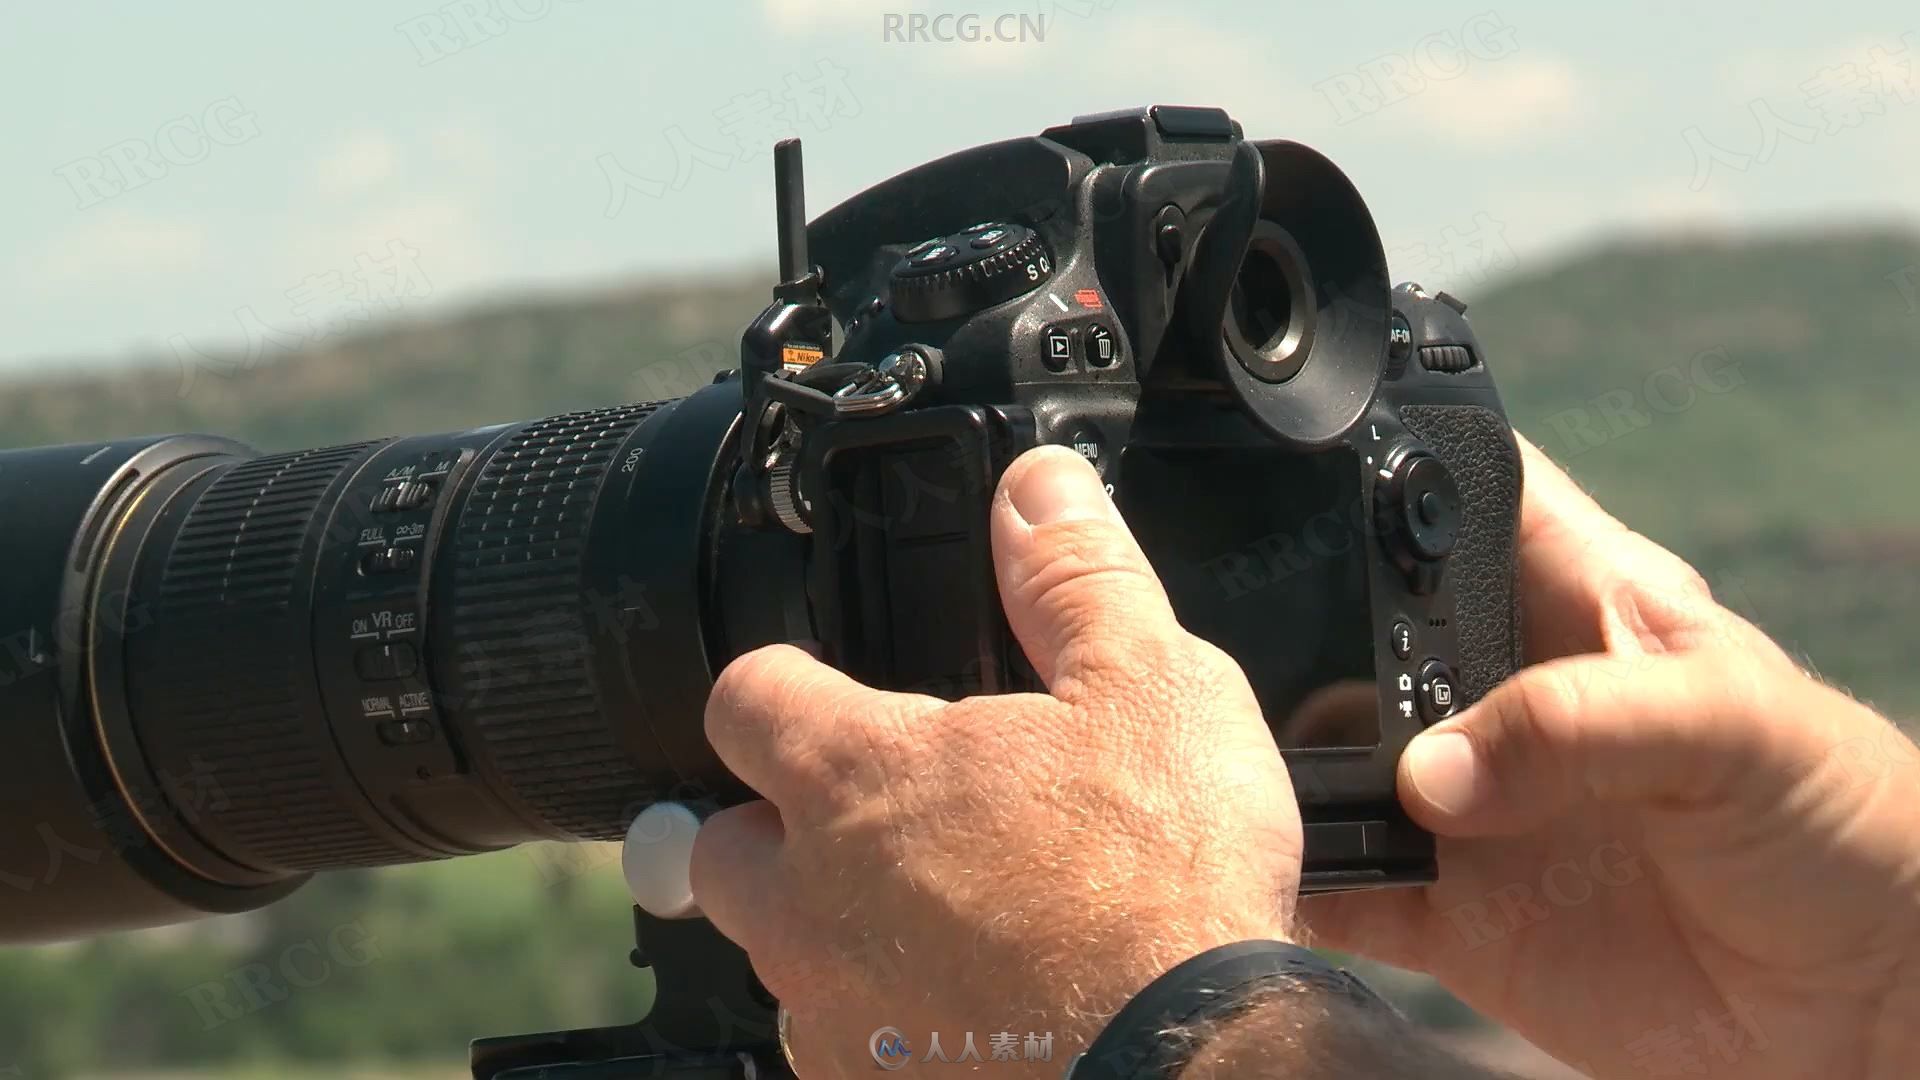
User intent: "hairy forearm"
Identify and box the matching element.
[1174,982,1520,1080]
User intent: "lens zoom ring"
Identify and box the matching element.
[440,403,669,839]
[136,441,415,872]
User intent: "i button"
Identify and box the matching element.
[1390,619,1413,660]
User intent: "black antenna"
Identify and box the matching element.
[773,138,809,286]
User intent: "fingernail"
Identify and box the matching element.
[1008,447,1109,526]
[1403,731,1485,818]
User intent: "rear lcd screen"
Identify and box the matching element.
[1116,445,1379,750]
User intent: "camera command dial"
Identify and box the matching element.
[888,221,1053,322]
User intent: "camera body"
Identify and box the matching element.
[735,105,1522,892]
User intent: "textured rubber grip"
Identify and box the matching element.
[1397,404,1522,703]
[437,402,671,840]
[132,441,415,873]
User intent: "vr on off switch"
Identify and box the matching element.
[0,105,1521,1077]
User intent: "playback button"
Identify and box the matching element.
[1042,323,1076,373]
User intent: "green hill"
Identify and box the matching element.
[1468,228,1920,711]
[0,274,770,452]
[1474,227,1920,543]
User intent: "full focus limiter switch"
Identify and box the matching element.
[1374,447,1463,595]
[360,545,417,575]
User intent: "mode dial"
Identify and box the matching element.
[888,222,1052,323]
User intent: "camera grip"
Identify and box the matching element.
[1395,403,1522,704]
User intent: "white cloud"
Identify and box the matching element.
[1720,32,1914,101]
[281,196,500,309]
[1400,58,1580,144]
[430,126,497,176]
[761,0,879,33]
[313,132,398,196]
[1621,182,1737,230]
[39,211,207,283]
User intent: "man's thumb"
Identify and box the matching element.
[1397,650,1792,836]
[989,446,1183,693]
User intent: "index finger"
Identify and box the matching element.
[704,643,942,818]
[1511,433,1722,660]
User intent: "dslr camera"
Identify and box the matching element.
[0,105,1520,1076]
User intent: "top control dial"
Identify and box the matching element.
[888,221,1052,323]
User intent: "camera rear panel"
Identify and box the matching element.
[779,106,1523,893]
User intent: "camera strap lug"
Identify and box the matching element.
[734,137,944,534]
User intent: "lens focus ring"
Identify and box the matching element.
[129,441,415,874]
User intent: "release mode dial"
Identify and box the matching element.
[889,222,1052,323]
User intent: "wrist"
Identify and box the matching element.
[1068,940,1372,1080]
[1175,982,1379,1080]
[1176,984,1522,1080]
[1067,937,1521,1080]
[1069,905,1294,1025]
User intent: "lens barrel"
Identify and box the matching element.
[0,380,791,943]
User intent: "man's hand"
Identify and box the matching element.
[693,446,1300,1078]
[1304,437,1920,1080]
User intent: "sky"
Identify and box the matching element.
[2,0,1916,370]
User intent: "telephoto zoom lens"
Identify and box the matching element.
[0,379,805,943]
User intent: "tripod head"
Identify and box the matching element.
[469,907,788,1079]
